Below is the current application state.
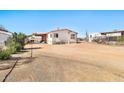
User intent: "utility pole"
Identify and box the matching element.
[85,29,89,42]
[68,31,70,44]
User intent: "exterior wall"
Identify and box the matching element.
[47,33,53,44]
[106,32,121,37]
[0,30,12,47]
[68,31,78,43]
[47,29,77,44]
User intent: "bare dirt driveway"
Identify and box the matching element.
[1,42,124,82]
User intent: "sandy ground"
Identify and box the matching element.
[1,42,124,82]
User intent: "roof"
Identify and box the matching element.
[48,28,78,34]
[101,30,124,34]
[0,28,8,32]
[0,27,12,34]
[32,32,48,36]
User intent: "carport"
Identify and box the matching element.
[32,33,48,43]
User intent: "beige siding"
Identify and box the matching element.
[47,29,77,44]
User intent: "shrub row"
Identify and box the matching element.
[0,32,26,60]
[0,49,11,60]
[7,42,22,54]
[0,42,22,60]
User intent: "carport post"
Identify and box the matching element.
[31,43,32,58]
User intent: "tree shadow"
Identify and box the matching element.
[15,50,29,54]
[24,47,42,50]
[15,57,37,66]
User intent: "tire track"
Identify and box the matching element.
[2,58,19,82]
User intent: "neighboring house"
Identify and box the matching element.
[31,28,78,44]
[88,30,124,42]
[101,30,124,41]
[88,32,102,42]
[29,33,48,43]
[0,28,12,47]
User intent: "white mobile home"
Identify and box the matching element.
[88,30,124,42]
[88,32,102,42]
[0,29,12,47]
[47,29,78,44]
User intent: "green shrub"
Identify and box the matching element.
[8,46,17,54]
[7,42,22,54]
[0,49,11,60]
[117,36,124,42]
[15,42,22,52]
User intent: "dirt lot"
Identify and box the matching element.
[1,42,124,82]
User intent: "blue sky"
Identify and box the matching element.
[0,10,124,37]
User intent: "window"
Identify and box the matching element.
[71,34,76,39]
[54,33,58,38]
